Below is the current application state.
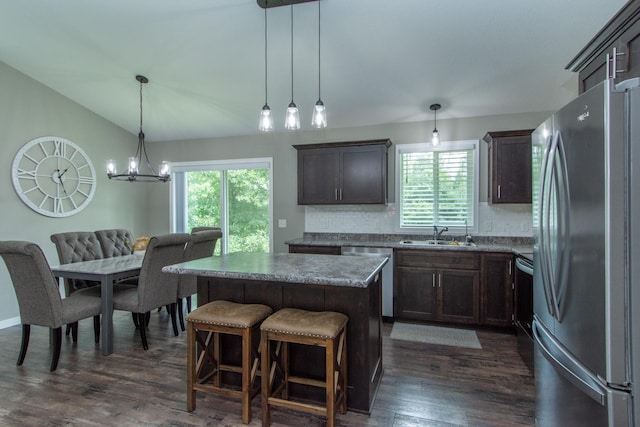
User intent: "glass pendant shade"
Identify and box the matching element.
[128,156,139,175]
[432,129,440,146]
[285,101,300,130]
[259,104,274,131]
[159,161,170,177]
[106,159,117,175]
[311,99,327,128]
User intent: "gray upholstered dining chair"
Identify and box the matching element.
[95,229,135,258]
[190,226,221,234]
[111,233,191,350]
[50,231,104,296]
[177,229,222,331]
[0,241,102,372]
[50,231,104,336]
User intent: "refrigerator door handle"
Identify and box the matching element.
[538,134,557,318]
[550,132,572,322]
[533,320,607,405]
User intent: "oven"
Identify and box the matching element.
[514,254,534,373]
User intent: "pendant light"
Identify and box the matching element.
[258,0,273,132]
[106,75,170,182]
[430,103,441,146]
[311,0,327,128]
[284,4,300,130]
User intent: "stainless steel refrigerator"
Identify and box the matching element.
[532,77,640,426]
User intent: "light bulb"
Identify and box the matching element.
[432,129,440,146]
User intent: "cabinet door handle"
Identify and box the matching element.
[339,188,343,200]
[497,184,501,199]
[509,260,512,276]
[335,188,338,201]
[432,273,436,288]
[438,273,442,288]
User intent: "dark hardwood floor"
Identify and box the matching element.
[0,310,534,426]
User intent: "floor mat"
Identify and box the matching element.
[390,322,482,349]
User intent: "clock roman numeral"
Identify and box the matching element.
[53,197,64,214]
[52,140,67,158]
[17,168,37,179]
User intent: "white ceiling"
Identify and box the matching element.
[0,0,627,142]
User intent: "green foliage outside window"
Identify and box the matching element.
[186,168,270,254]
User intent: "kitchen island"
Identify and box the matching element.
[163,252,387,414]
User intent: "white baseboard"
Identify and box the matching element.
[0,316,20,330]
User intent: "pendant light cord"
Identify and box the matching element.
[264,0,268,105]
[290,4,294,104]
[317,0,321,98]
[139,79,144,133]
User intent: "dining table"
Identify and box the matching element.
[51,254,142,355]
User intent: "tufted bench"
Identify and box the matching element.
[186,300,273,424]
[260,308,348,427]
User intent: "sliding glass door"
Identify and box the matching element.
[171,158,272,254]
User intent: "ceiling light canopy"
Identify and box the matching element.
[106,75,170,182]
[430,103,441,146]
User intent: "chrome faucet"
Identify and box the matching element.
[433,225,448,240]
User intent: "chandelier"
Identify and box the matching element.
[106,75,170,182]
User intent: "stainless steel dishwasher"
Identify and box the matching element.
[341,246,394,318]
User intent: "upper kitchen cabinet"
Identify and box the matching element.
[293,139,391,205]
[483,130,533,204]
[567,0,640,93]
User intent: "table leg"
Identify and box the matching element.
[101,273,114,355]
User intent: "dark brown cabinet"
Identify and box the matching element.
[567,0,640,93]
[293,139,391,205]
[394,250,480,324]
[480,253,514,327]
[483,130,533,204]
[288,244,341,255]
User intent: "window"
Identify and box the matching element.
[397,141,478,229]
[170,158,273,254]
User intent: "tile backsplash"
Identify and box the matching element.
[305,202,532,237]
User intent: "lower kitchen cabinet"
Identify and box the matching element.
[480,253,514,327]
[288,244,341,255]
[395,250,480,324]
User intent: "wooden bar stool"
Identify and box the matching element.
[186,300,272,424]
[260,308,348,427]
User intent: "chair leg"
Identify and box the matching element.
[178,298,186,332]
[50,327,62,372]
[93,315,100,344]
[170,303,179,336]
[138,313,149,350]
[132,312,140,329]
[186,295,192,313]
[186,321,196,412]
[71,321,79,343]
[145,311,151,327]
[65,324,71,336]
[17,324,30,366]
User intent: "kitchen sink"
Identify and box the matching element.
[398,239,476,247]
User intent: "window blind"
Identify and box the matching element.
[399,144,475,228]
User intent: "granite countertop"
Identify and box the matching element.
[286,233,534,257]
[162,252,387,288]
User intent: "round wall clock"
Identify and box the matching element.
[11,136,97,217]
